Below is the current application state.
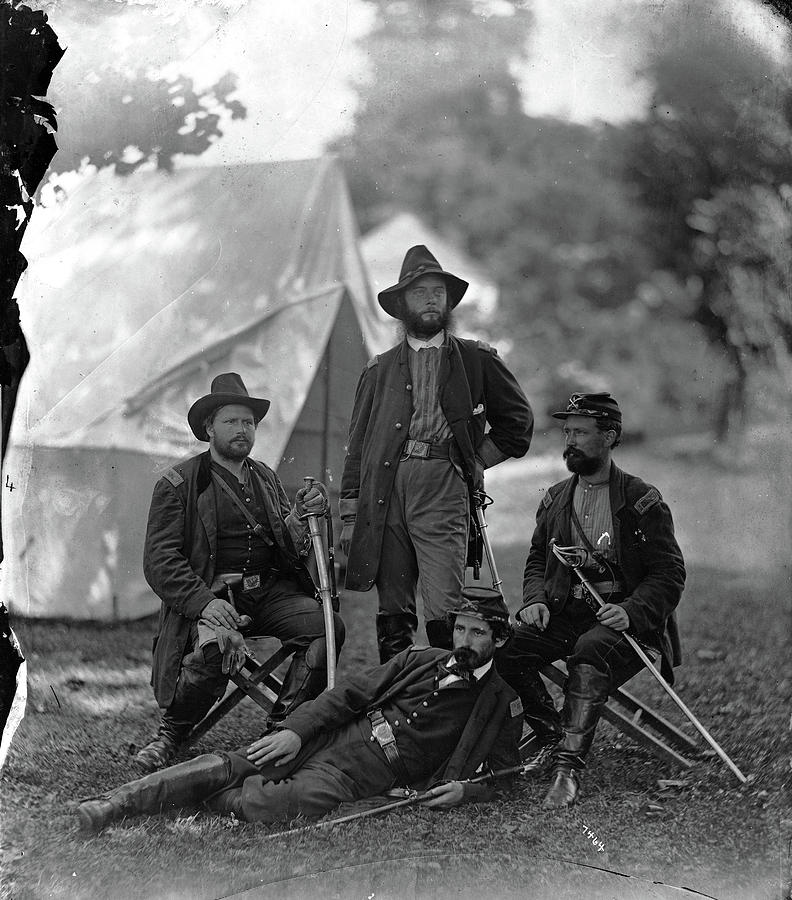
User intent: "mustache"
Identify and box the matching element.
[563,447,582,458]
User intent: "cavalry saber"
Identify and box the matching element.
[473,491,503,595]
[303,476,336,689]
[550,542,748,784]
[261,761,533,841]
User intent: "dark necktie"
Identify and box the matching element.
[437,661,472,683]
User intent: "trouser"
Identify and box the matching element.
[496,597,645,758]
[159,576,345,740]
[208,719,397,823]
[375,457,469,662]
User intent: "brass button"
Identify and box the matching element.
[395,422,402,429]
[422,701,428,707]
[377,499,385,505]
[384,461,391,468]
[406,384,413,392]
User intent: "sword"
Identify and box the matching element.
[550,540,748,784]
[302,476,337,689]
[473,491,503,596]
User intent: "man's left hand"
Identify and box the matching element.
[596,603,630,632]
[295,485,326,518]
[422,781,466,809]
[246,729,302,767]
[214,627,248,675]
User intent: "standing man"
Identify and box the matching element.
[78,589,523,832]
[497,392,685,809]
[340,245,533,661]
[135,373,345,773]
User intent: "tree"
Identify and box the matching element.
[0,0,63,746]
[623,3,792,440]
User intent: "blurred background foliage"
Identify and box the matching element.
[330,0,792,444]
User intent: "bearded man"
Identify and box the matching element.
[340,245,533,662]
[496,392,685,809]
[78,589,522,832]
[135,373,345,773]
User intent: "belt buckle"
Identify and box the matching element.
[371,721,394,744]
[409,440,430,459]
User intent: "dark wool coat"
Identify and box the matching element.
[143,451,311,707]
[522,463,686,681]
[283,645,523,801]
[340,336,533,591]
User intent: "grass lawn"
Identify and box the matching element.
[1,435,789,899]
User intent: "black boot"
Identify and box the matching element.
[77,754,233,834]
[270,638,327,721]
[425,618,453,650]
[542,663,611,810]
[376,613,417,664]
[135,647,228,773]
[499,666,562,776]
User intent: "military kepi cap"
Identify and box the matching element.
[448,586,510,628]
[188,373,271,442]
[378,245,468,318]
[552,391,622,423]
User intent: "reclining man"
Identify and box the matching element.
[78,588,522,832]
[497,392,685,809]
[134,372,346,773]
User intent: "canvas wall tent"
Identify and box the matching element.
[360,212,499,335]
[1,157,393,620]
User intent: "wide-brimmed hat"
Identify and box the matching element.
[378,245,469,318]
[447,586,510,629]
[551,391,622,423]
[187,373,270,441]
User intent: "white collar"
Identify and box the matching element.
[406,330,445,351]
[445,654,492,681]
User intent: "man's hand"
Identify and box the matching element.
[201,597,241,629]
[215,627,248,676]
[340,519,355,557]
[597,603,630,632]
[246,729,302,768]
[422,781,466,809]
[517,602,550,630]
[295,485,326,518]
[473,457,485,493]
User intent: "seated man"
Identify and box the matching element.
[135,372,345,773]
[497,392,685,809]
[78,588,522,832]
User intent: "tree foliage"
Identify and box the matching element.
[50,68,246,177]
[623,6,792,437]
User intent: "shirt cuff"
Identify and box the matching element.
[477,435,509,469]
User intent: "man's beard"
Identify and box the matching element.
[454,642,493,672]
[214,435,252,462]
[563,446,603,476]
[399,307,453,340]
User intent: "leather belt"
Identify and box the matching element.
[571,580,624,600]
[367,709,410,785]
[402,439,452,460]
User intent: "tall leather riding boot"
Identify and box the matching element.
[425,618,453,650]
[270,639,327,721]
[511,669,563,776]
[77,753,233,834]
[543,663,611,810]
[376,613,417,664]
[134,656,227,774]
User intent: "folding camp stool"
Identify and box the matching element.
[518,661,700,770]
[185,573,294,745]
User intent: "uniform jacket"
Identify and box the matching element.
[522,463,685,681]
[340,335,533,591]
[143,451,311,707]
[283,646,523,800]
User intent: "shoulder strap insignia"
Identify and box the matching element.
[635,487,661,515]
[162,467,184,487]
[366,355,379,369]
[509,697,523,718]
[476,339,495,354]
[541,489,555,510]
